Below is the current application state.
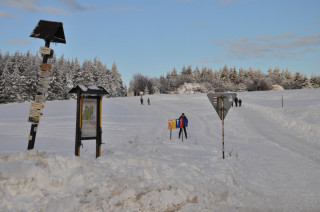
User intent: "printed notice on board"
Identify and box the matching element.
[81,98,97,137]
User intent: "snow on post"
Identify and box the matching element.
[27,20,66,150]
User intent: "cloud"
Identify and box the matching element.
[6,39,30,45]
[214,33,320,59]
[213,57,225,63]
[194,58,208,64]
[58,0,93,12]
[107,7,142,12]
[253,33,295,41]
[0,0,66,14]
[0,11,14,18]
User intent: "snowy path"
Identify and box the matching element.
[241,103,320,164]
[228,92,320,211]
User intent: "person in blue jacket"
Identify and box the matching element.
[178,113,188,139]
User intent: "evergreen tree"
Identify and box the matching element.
[127,80,134,96]
[110,62,125,96]
[220,64,229,83]
[193,66,200,82]
[310,74,320,88]
[144,85,149,95]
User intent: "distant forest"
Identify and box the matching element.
[1,50,320,104]
[0,51,126,104]
[128,65,320,95]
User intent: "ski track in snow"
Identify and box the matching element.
[0,89,320,211]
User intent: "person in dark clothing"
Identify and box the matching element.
[234,97,238,107]
[238,99,242,107]
[178,113,188,139]
[147,98,150,105]
[140,96,143,105]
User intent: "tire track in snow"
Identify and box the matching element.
[237,103,320,164]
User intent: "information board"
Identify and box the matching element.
[81,98,97,138]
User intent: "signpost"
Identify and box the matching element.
[40,46,51,55]
[207,92,237,159]
[168,118,188,141]
[69,85,109,158]
[27,20,66,150]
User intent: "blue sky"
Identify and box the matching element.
[1,0,320,85]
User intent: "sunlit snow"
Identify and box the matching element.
[1,89,320,211]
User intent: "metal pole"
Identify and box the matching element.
[170,129,172,140]
[282,96,283,108]
[222,97,225,159]
[27,40,50,150]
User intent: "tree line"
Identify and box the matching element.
[0,51,126,104]
[128,65,320,95]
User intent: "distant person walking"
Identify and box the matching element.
[140,96,144,105]
[178,113,188,140]
[238,99,242,107]
[147,98,150,106]
[234,97,238,107]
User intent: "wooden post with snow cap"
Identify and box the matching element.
[27,20,66,150]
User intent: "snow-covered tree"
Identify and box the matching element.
[193,66,200,82]
[144,85,149,95]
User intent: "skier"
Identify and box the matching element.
[140,96,144,105]
[238,99,242,107]
[178,113,188,140]
[234,97,238,107]
[147,98,150,106]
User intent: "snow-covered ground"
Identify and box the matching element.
[1,89,320,211]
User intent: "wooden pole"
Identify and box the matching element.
[182,128,184,142]
[75,91,82,156]
[96,96,102,158]
[222,97,225,159]
[28,40,50,150]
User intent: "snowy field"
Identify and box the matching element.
[1,89,320,211]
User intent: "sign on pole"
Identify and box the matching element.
[27,20,66,150]
[207,93,236,120]
[28,101,44,123]
[168,118,188,141]
[40,46,51,55]
[40,63,51,71]
[207,92,237,159]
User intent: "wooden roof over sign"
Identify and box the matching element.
[68,85,109,95]
[30,20,66,44]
